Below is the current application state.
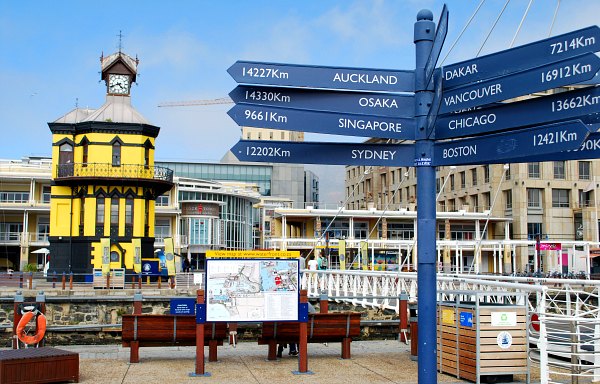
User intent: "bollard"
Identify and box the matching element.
[138,273,142,289]
[409,302,418,361]
[158,276,162,289]
[28,272,33,290]
[62,272,66,290]
[133,292,143,315]
[69,273,73,290]
[399,293,409,343]
[52,271,56,289]
[36,291,46,347]
[319,291,329,314]
[106,273,111,289]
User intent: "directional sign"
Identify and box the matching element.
[229,85,414,118]
[228,104,416,140]
[227,61,415,92]
[442,25,600,89]
[433,120,590,166]
[230,140,415,167]
[477,132,600,164]
[425,4,448,85]
[436,86,600,139]
[440,53,600,114]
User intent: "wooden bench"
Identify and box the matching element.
[121,314,227,363]
[0,347,79,383]
[258,312,361,360]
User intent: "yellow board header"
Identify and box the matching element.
[206,250,300,259]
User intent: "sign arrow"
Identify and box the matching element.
[442,25,600,89]
[229,85,414,118]
[230,140,415,167]
[477,131,600,164]
[227,104,416,140]
[227,61,415,92]
[440,53,600,114]
[436,86,600,139]
[433,120,590,166]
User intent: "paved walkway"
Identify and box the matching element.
[56,340,537,384]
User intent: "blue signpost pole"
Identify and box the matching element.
[414,9,437,384]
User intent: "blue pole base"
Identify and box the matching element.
[292,370,314,375]
[189,372,212,377]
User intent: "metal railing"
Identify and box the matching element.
[56,163,173,183]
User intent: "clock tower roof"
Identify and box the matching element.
[100,51,138,83]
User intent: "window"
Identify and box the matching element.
[528,162,540,178]
[125,197,134,225]
[156,194,169,207]
[110,198,119,226]
[527,222,543,240]
[59,143,73,165]
[505,190,512,210]
[79,197,85,228]
[0,192,29,203]
[460,172,466,188]
[505,165,511,180]
[579,161,591,180]
[96,197,105,225]
[483,165,490,183]
[552,189,570,208]
[386,222,414,240]
[112,141,121,166]
[450,174,455,190]
[42,186,51,203]
[144,146,150,169]
[527,188,542,208]
[82,142,88,166]
[471,168,477,186]
[471,195,479,211]
[155,219,171,241]
[37,217,49,241]
[553,161,565,179]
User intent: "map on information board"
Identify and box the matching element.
[205,259,299,322]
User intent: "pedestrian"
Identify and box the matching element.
[318,254,327,270]
[307,255,318,271]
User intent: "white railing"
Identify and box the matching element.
[301,269,600,384]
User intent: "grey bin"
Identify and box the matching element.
[437,290,529,384]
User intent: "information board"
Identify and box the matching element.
[205,259,299,322]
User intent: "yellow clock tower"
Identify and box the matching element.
[48,50,173,279]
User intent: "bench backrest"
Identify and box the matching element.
[262,312,361,340]
[122,314,227,343]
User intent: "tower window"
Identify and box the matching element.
[82,142,89,166]
[112,141,121,166]
[96,197,105,226]
[111,198,119,225]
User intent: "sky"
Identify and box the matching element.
[1,0,599,203]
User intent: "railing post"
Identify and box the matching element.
[28,273,33,290]
[13,291,23,349]
[52,271,56,289]
[138,273,142,289]
[539,287,549,384]
[61,272,66,290]
[69,273,73,290]
[133,292,142,315]
[319,291,329,314]
[35,291,46,347]
[19,273,23,289]
[190,289,209,377]
[106,272,111,289]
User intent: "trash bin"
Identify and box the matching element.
[409,302,418,361]
[437,290,529,383]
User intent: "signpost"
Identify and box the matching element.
[226,7,600,384]
[227,104,416,140]
[229,85,414,117]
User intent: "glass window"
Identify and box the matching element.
[42,186,51,203]
[460,171,466,188]
[125,197,134,225]
[527,188,542,208]
[155,219,171,241]
[579,161,591,180]
[59,143,73,165]
[450,174,455,190]
[156,194,169,207]
[82,142,88,166]
[553,161,565,179]
[112,141,121,166]
[505,190,512,210]
[110,198,119,225]
[552,189,570,208]
[96,197,105,225]
[528,162,540,178]
[484,165,490,183]
[471,168,477,186]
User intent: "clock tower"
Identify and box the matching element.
[101,51,138,96]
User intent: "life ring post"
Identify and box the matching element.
[12,291,24,349]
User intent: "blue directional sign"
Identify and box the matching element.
[433,120,590,166]
[230,140,415,167]
[227,61,415,92]
[436,86,600,139]
[229,85,414,118]
[478,131,600,164]
[440,53,600,114]
[442,26,600,89]
[425,4,448,85]
[228,104,416,140]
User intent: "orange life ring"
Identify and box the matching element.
[16,311,46,345]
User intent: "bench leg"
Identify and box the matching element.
[267,340,277,360]
[208,340,218,362]
[341,338,351,359]
[130,341,140,363]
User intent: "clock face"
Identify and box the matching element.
[108,74,130,95]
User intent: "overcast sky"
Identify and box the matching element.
[1,0,598,203]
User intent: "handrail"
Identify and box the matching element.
[55,162,173,183]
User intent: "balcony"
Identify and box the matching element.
[55,163,173,195]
